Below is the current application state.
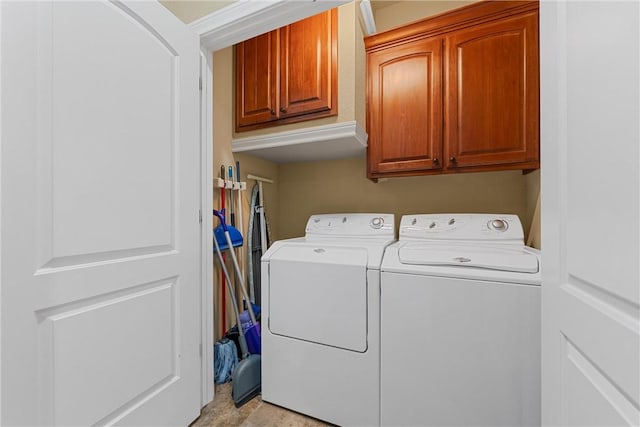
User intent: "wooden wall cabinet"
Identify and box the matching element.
[366,1,539,179]
[367,38,444,174]
[235,31,279,128]
[235,9,338,132]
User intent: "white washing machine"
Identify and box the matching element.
[380,214,540,427]
[261,213,395,426]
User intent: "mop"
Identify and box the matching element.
[213,337,237,384]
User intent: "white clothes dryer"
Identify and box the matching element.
[380,214,540,427]
[261,213,395,426]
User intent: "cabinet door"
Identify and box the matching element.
[279,9,337,119]
[235,30,279,129]
[446,11,539,170]
[367,38,443,177]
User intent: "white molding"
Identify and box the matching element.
[198,51,215,407]
[359,0,377,35]
[190,0,348,51]
[232,121,368,163]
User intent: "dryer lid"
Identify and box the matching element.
[398,244,539,273]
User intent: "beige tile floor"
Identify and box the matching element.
[191,383,334,427]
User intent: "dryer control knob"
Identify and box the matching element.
[370,217,384,229]
[490,219,508,231]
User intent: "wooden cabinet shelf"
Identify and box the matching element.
[235,9,338,132]
[365,1,539,180]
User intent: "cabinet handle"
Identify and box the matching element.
[449,156,457,163]
[280,107,287,113]
[433,158,439,164]
[270,109,275,115]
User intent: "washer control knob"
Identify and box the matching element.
[370,217,384,229]
[490,219,508,231]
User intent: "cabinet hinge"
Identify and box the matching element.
[199,343,202,358]
[199,209,203,224]
[199,76,202,91]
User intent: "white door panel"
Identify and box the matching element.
[564,338,638,426]
[564,0,639,305]
[559,284,639,406]
[541,1,640,426]
[2,1,201,425]
[41,280,176,426]
[40,1,177,264]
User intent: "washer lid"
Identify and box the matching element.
[399,244,539,273]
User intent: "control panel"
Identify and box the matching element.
[305,213,395,239]
[400,214,524,243]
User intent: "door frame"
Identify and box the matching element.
[189,0,348,406]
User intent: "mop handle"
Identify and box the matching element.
[228,166,235,226]
[219,166,226,333]
[213,236,249,358]
[235,161,248,301]
[222,231,257,325]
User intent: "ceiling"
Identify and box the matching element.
[369,0,403,13]
[161,0,405,25]
[160,0,235,23]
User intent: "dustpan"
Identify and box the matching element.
[213,208,243,250]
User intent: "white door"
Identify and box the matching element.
[1,1,201,425]
[541,1,640,426]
